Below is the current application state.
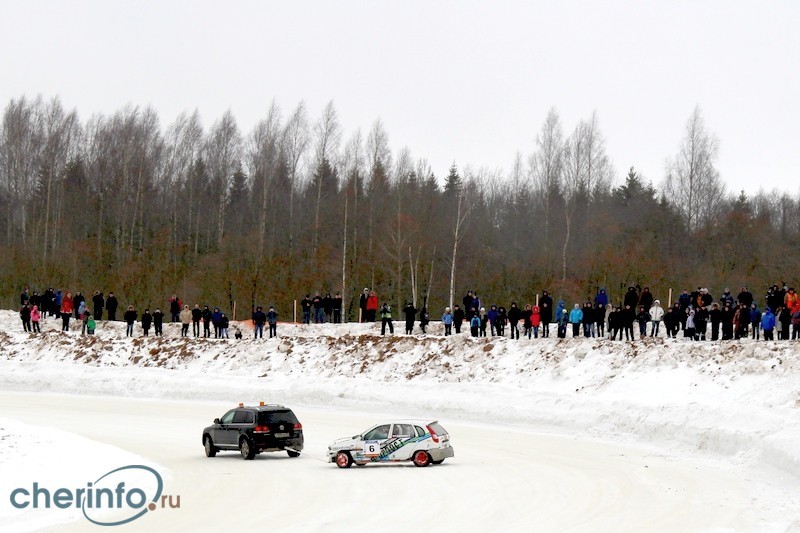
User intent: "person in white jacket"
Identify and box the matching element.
[649,300,665,337]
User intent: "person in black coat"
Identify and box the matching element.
[594,303,607,337]
[497,306,507,336]
[623,287,640,310]
[252,306,267,339]
[402,302,416,334]
[153,308,164,336]
[124,306,137,337]
[507,302,521,340]
[170,296,181,323]
[106,293,119,321]
[20,304,32,332]
[638,288,654,313]
[462,291,475,320]
[333,293,343,323]
[621,304,635,340]
[540,291,553,338]
[192,305,202,337]
[359,288,370,323]
[323,293,334,323]
[73,292,85,319]
[778,306,791,340]
[662,308,677,339]
[141,309,152,336]
[419,306,430,334]
[709,303,722,341]
[582,302,595,337]
[202,305,212,337]
[453,305,465,334]
[694,306,709,341]
[720,302,735,340]
[301,295,313,324]
[30,291,41,311]
[635,306,651,339]
[92,291,104,320]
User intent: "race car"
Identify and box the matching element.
[327,419,454,468]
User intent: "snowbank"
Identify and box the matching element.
[2,311,799,482]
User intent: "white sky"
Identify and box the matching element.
[2,0,798,194]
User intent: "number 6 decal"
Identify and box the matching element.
[363,441,380,456]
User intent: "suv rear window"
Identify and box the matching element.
[428,422,448,436]
[258,410,299,425]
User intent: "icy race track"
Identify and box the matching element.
[1,313,800,531]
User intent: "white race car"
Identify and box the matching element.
[328,419,454,468]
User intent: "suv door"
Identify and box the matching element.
[215,409,237,446]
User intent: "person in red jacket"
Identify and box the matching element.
[60,291,74,331]
[366,291,379,322]
[531,305,542,338]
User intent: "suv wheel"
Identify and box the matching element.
[413,450,431,467]
[204,436,217,458]
[335,451,353,468]
[240,438,256,460]
[287,450,300,458]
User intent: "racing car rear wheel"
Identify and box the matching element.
[432,459,444,465]
[413,450,431,467]
[336,451,353,468]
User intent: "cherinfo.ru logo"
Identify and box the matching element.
[9,465,180,526]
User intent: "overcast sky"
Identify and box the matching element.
[2,1,798,194]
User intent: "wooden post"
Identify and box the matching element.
[668,288,673,307]
[293,299,297,323]
[358,308,362,323]
[536,294,539,307]
[233,301,236,321]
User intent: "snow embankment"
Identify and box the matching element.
[1,311,799,481]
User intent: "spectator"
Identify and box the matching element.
[569,304,583,338]
[453,305,465,334]
[663,307,677,339]
[212,307,223,338]
[219,313,229,339]
[73,292,85,319]
[61,291,74,331]
[301,294,313,324]
[191,304,202,337]
[202,305,212,337]
[31,304,41,333]
[87,314,96,335]
[649,300,664,337]
[470,313,480,337]
[106,292,118,321]
[463,291,475,320]
[419,305,430,334]
[20,303,32,332]
[531,305,541,339]
[252,306,267,339]
[508,302,521,340]
[366,291,379,322]
[359,288,370,323]
[380,303,394,335]
[761,307,776,341]
[92,291,104,320]
[403,302,416,334]
[323,293,334,323]
[124,306,137,337]
[267,307,278,338]
[638,287,654,312]
[442,307,453,336]
[312,293,324,323]
[522,304,533,339]
[540,291,553,338]
[169,295,181,322]
[695,305,709,341]
[141,309,152,336]
[179,305,192,337]
[153,308,164,336]
[750,304,762,340]
[595,288,608,308]
[582,302,594,338]
[709,303,722,341]
[636,305,651,339]
[82,309,91,335]
[595,303,607,337]
[488,305,499,336]
[685,309,696,341]
[333,293,343,323]
[621,304,635,341]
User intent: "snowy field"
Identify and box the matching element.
[1,310,800,531]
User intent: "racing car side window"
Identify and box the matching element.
[363,425,390,440]
[414,426,425,437]
[391,424,414,438]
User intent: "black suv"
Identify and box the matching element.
[202,404,304,460]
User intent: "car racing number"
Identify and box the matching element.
[363,441,381,456]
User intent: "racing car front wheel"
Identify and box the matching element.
[413,451,431,467]
[336,451,353,468]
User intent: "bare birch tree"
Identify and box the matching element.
[662,106,725,231]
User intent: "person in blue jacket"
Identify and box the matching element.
[750,304,762,340]
[441,307,453,336]
[555,300,566,324]
[568,304,583,338]
[761,308,775,341]
[487,305,499,336]
[594,289,608,308]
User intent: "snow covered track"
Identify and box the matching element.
[0,393,796,532]
[1,311,800,529]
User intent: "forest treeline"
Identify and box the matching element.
[1,95,798,319]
